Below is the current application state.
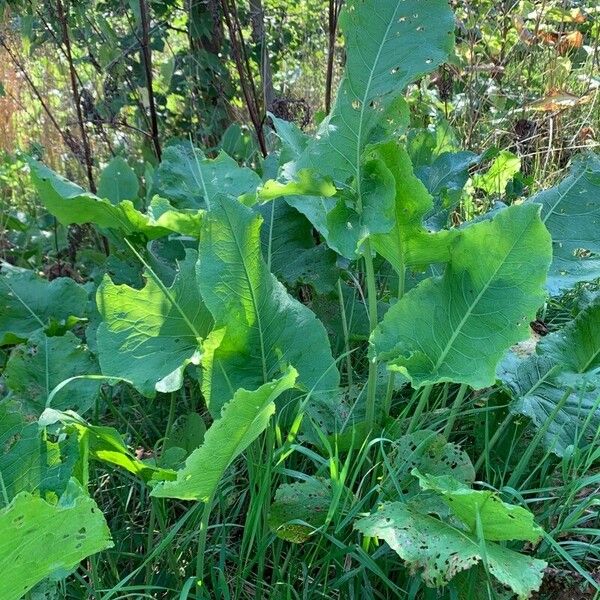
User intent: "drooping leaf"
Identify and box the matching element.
[151,368,297,501]
[372,204,552,388]
[96,249,213,397]
[414,471,544,542]
[255,170,336,204]
[98,156,139,206]
[0,484,113,600]
[499,294,600,455]
[268,478,333,543]
[30,160,202,240]
[355,502,546,598]
[299,0,454,186]
[369,141,457,274]
[197,195,340,418]
[151,143,260,209]
[39,409,176,484]
[3,330,101,415]
[528,154,600,294]
[0,268,87,346]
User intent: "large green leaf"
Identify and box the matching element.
[299,0,454,186]
[151,368,297,501]
[0,400,78,502]
[0,268,87,346]
[414,471,544,542]
[0,484,113,600]
[151,143,260,209]
[97,156,139,206]
[197,195,340,418]
[3,330,101,415]
[96,249,213,397]
[499,294,600,455]
[355,502,546,598]
[30,160,202,240]
[528,154,600,293]
[370,141,457,274]
[372,204,552,388]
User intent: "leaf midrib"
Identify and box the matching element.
[355,1,403,200]
[432,212,535,373]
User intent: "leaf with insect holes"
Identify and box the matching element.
[197,195,340,424]
[0,267,87,346]
[298,0,454,186]
[381,430,474,503]
[30,160,203,239]
[355,502,546,599]
[413,471,544,542]
[151,368,297,501]
[371,204,552,389]
[268,478,333,543]
[0,482,113,600]
[499,294,600,455]
[96,249,213,397]
[151,143,260,209]
[3,330,101,415]
[528,154,600,294]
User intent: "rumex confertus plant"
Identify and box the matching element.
[1,0,600,598]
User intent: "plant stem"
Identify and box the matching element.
[407,384,433,434]
[382,258,406,418]
[195,492,216,595]
[337,278,353,389]
[443,384,469,439]
[363,239,379,430]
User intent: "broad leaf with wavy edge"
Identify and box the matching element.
[298,0,454,187]
[0,483,113,600]
[4,330,101,415]
[151,368,297,501]
[151,143,260,209]
[372,204,552,388]
[30,160,203,239]
[197,195,340,419]
[355,502,546,598]
[96,249,213,397]
[0,267,87,346]
[528,154,600,294]
[499,294,600,455]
